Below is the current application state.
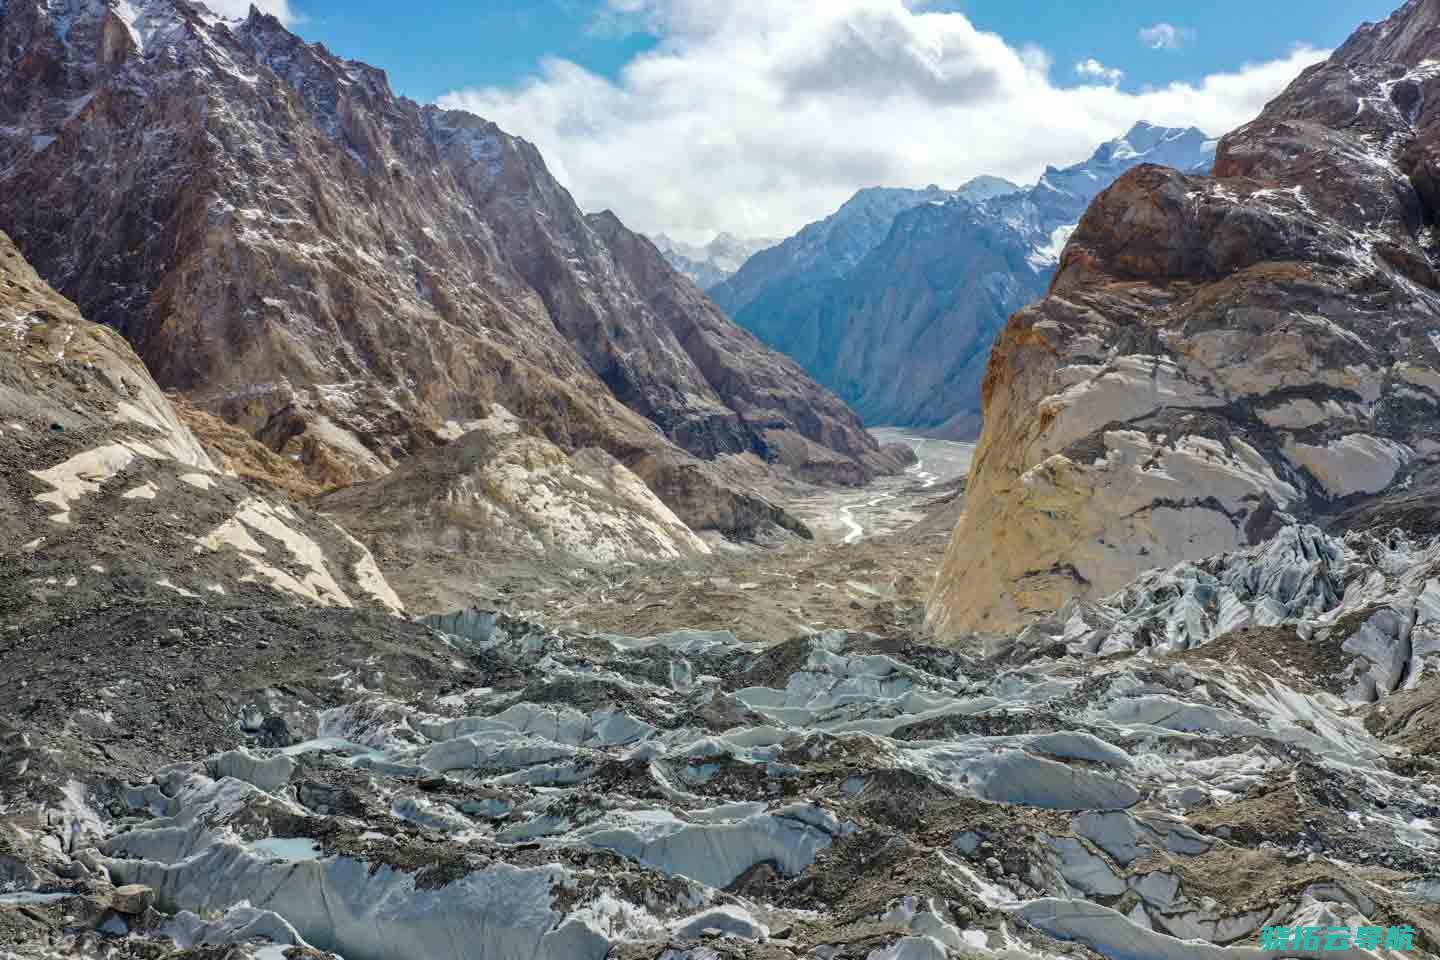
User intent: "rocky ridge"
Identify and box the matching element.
[929,0,1440,638]
[712,125,1214,437]
[710,184,976,324]
[0,0,900,543]
[313,409,719,614]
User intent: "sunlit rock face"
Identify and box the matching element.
[0,227,404,615]
[315,409,717,610]
[929,0,1440,639]
[0,0,896,541]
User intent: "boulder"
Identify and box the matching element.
[111,884,154,915]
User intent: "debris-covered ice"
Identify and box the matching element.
[7,525,1437,958]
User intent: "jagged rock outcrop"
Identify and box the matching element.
[0,227,404,615]
[713,126,1213,436]
[0,0,895,542]
[929,1,1440,639]
[651,231,777,289]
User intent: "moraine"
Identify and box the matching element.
[7,525,1440,958]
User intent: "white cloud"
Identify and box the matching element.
[1138,22,1195,51]
[439,0,1324,242]
[203,0,298,24]
[1074,58,1123,85]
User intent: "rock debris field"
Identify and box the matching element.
[4,524,1440,959]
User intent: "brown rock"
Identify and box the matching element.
[317,416,718,609]
[0,227,406,614]
[110,884,153,915]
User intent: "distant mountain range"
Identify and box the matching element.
[710,122,1217,437]
[651,232,779,288]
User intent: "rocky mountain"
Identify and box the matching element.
[4,176,1440,960]
[928,0,1440,638]
[744,197,1054,441]
[651,231,778,289]
[710,184,973,316]
[0,0,902,548]
[9,3,1440,960]
[713,125,1214,436]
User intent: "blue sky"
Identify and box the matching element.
[272,1,1403,240]
[289,1,654,103]
[955,0,1394,91]
[289,0,1394,104]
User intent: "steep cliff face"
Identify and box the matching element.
[0,0,891,539]
[0,228,404,615]
[589,212,898,483]
[713,126,1213,435]
[928,0,1440,639]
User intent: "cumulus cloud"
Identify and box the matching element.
[439,0,1324,241]
[1138,22,1195,51]
[1074,58,1123,85]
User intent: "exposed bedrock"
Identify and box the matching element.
[929,0,1440,638]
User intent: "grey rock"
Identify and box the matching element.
[931,0,1440,635]
[111,883,154,915]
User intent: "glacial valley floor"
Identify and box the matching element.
[404,432,974,645]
